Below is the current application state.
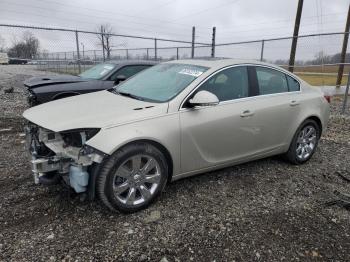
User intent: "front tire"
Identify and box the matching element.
[96,143,168,213]
[285,119,320,164]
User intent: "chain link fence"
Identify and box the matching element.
[0,24,349,87]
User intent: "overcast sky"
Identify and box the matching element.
[0,0,349,60]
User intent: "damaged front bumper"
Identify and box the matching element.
[26,124,106,193]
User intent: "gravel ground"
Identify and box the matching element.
[1,65,350,261]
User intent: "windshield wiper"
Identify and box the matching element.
[114,91,144,101]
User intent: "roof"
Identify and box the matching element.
[106,60,158,66]
[166,58,283,70]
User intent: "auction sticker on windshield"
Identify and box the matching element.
[100,65,114,75]
[178,68,204,77]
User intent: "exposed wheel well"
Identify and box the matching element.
[306,116,322,136]
[118,139,174,182]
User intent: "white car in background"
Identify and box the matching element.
[23,59,330,212]
[0,52,9,64]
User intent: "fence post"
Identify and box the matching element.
[126,49,129,60]
[191,26,195,58]
[57,53,59,72]
[211,27,216,58]
[146,48,149,60]
[154,38,157,60]
[336,5,350,87]
[51,53,55,72]
[94,50,96,62]
[64,52,67,73]
[260,40,265,61]
[177,47,179,60]
[342,72,350,114]
[75,30,81,74]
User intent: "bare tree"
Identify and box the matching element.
[8,31,39,59]
[97,24,113,60]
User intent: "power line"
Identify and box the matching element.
[3,0,345,37]
[0,8,205,40]
[0,2,199,39]
[170,0,242,22]
[218,11,346,33]
[214,20,345,40]
[132,0,177,16]
[30,0,209,31]
[0,23,211,45]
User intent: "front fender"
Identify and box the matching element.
[86,113,181,177]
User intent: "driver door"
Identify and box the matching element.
[179,66,259,173]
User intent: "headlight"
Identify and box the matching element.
[60,128,100,147]
[81,144,107,157]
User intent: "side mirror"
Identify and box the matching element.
[189,90,219,107]
[114,75,127,84]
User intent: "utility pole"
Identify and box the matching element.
[288,0,304,72]
[75,30,81,74]
[211,26,216,58]
[191,26,195,58]
[336,4,350,87]
[260,40,265,61]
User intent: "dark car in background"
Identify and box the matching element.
[25,60,156,106]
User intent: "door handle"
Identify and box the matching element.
[240,110,254,117]
[290,100,300,106]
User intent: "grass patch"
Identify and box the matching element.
[295,73,348,86]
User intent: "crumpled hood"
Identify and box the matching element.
[23,90,168,132]
[24,75,87,88]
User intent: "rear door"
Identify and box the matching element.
[248,66,302,153]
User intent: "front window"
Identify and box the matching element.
[79,63,116,79]
[115,63,208,102]
[196,66,249,102]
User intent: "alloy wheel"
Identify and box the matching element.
[296,125,317,160]
[112,154,162,206]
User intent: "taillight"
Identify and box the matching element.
[324,95,331,103]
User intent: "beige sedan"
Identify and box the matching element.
[23,59,330,212]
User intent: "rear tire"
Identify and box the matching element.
[285,119,320,164]
[96,143,168,213]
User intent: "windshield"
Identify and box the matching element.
[79,63,116,79]
[115,63,208,102]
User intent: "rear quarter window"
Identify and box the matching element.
[286,75,300,92]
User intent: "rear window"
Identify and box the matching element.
[256,67,288,95]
